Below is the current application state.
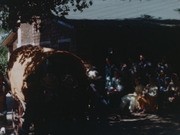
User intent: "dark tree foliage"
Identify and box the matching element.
[0,0,92,29]
[0,45,8,74]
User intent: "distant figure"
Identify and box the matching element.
[139,76,158,113]
[120,77,144,113]
[166,73,180,111]
[0,127,6,135]
[0,73,8,123]
[156,56,171,76]
[105,57,117,91]
[137,54,152,85]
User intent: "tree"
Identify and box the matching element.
[0,28,8,74]
[0,0,92,30]
[0,45,8,74]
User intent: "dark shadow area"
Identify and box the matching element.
[63,18,180,75]
[5,19,180,135]
[49,112,180,135]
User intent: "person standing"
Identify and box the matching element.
[0,72,8,123]
[105,57,117,91]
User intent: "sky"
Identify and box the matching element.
[66,0,180,20]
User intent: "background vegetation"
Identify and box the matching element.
[0,28,8,74]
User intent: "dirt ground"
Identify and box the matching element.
[1,111,180,135]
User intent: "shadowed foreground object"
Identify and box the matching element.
[7,45,89,134]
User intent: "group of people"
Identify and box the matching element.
[105,54,180,114]
[0,53,179,127]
